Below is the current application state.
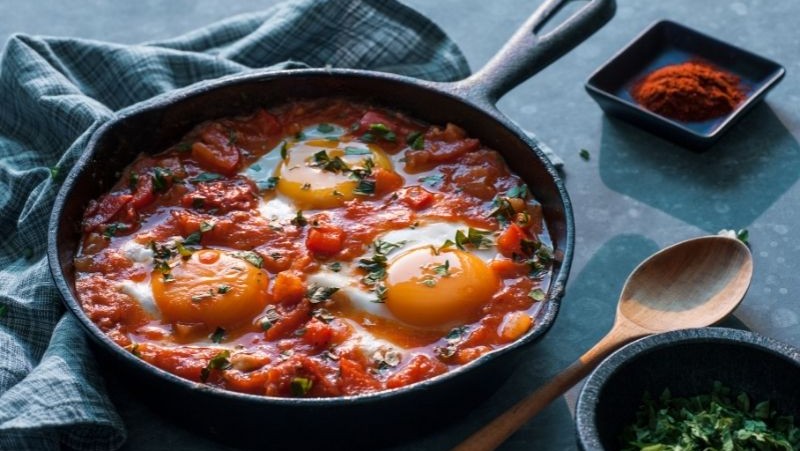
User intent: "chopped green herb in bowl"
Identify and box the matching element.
[620,381,800,451]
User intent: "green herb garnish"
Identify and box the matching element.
[307,285,339,304]
[454,228,493,250]
[579,149,590,161]
[419,174,443,186]
[200,350,231,382]
[210,327,226,343]
[103,222,128,239]
[291,210,308,227]
[280,141,289,160]
[190,172,223,184]
[353,179,375,196]
[218,285,231,294]
[231,251,264,268]
[317,123,334,133]
[506,185,528,199]
[434,260,450,277]
[152,167,171,192]
[312,150,350,173]
[260,306,280,331]
[183,231,202,246]
[368,123,396,142]
[328,262,342,272]
[290,377,313,397]
[621,382,800,451]
[528,288,546,301]
[344,146,371,155]
[0,305,7,318]
[406,131,424,150]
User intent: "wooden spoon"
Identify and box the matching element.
[453,235,753,451]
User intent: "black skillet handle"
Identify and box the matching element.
[450,0,615,106]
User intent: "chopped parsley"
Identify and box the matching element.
[406,131,425,150]
[280,141,289,160]
[312,150,350,173]
[217,285,231,294]
[260,306,281,331]
[528,288,546,301]
[489,197,516,225]
[152,167,172,192]
[200,350,231,382]
[0,305,7,318]
[434,260,450,277]
[506,184,528,199]
[419,174,444,186]
[103,222,128,239]
[189,172,223,184]
[368,123,396,142]
[436,326,469,359]
[579,149,590,161]
[258,176,279,191]
[175,241,194,258]
[199,221,214,233]
[317,123,334,133]
[344,146,371,155]
[312,308,335,323]
[231,251,264,268]
[301,183,311,191]
[210,327,226,343]
[291,210,308,227]
[328,262,342,272]
[353,179,375,196]
[359,240,406,302]
[50,166,60,180]
[620,382,800,451]
[737,228,749,244]
[290,377,313,397]
[307,285,339,304]
[182,231,202,246]
[453,228,493,250]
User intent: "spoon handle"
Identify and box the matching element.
[452,324,644,451]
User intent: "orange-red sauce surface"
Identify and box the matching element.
[75,98,553,397]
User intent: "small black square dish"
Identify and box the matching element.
[585,20,785,151]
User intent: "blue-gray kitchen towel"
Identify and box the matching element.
[0,0,558,449]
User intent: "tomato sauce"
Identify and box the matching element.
[74,98,554,397]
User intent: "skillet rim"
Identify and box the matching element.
[47,67,575,406]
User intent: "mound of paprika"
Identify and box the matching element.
[631,61,745,122]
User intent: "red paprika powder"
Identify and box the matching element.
[631,61,745,122]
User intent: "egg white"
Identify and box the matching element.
[307,221,498,327]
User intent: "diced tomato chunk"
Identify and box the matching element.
[373,167,404,195]
[82,193,133,232]
[399,185,434,210]
[306,225,344,256]
[301,318,333,349]
[338,357,382,395]
[181,177,258,213]
[385,355,447,389]
[496,223,529,257]
[489,258,530,278]
[130,173,155,209]
[192,124,240,175]
[265,299,310,341]
[264,355,340,397]
[272,272,306,306]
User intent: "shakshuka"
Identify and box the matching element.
[75,98,554,397]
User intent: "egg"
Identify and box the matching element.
[308,221,499,346]
[276,139,395,209]
[150,249,269,329]
[384,247,498,327]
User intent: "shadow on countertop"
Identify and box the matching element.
[598,103,800,232]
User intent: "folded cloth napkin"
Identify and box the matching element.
[0,1,558,449]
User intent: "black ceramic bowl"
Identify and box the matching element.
[576,327,800,451]
[586,20,785,150]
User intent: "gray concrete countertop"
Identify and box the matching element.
[3,1,798,450]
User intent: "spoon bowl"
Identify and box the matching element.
[454,235,753,451]
[618,235,753,331]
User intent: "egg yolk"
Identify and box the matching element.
[276,139,395,209]
[151,249,269,329]
[384,248,498,327]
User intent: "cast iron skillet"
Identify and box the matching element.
[49,0,614,448]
